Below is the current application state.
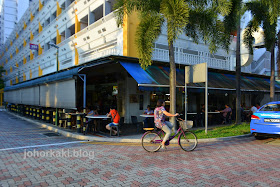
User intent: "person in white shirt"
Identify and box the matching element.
[248,104,258,121]
[250,105,258,114]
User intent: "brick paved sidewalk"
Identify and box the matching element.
[1,137,280,186]
[1,111,280,186]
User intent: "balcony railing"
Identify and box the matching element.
[152,48,231,70]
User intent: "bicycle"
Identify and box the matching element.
[141,117,198,152]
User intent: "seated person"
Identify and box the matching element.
[143,105,154,128]
[144,105,154,114]
[106,106,120,135]
[247,104,257,121]
[198,104,205,126]
[87,106,98,132]
[87,106,98,116]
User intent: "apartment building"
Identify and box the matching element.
[2,0,279,122]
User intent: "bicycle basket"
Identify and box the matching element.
[179,120,193,130]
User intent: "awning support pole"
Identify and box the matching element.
[185,84,187,122]
[205,66,208,134]
[78,74,86,109]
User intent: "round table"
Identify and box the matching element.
[140,114,154,118]
[85,115,111,134]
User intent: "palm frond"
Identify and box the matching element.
[245,0,277,51]
[260,0,280,25]
[114,0,162,27]
[135,13,164,69]
[160,0,189,45]
[212,0,233,16]
[243,18,260,54]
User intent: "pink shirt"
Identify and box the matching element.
[154,106,166,128]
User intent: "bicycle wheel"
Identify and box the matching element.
[179,131,197,151]
[141,132,162,152]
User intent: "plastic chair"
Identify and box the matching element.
[131,116,142,133]
[59,112,67,128]
[225,112,232,124]
[110,117,124,137]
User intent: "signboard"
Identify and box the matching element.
[112,86,118,95]
[185,63,207,83]
[30,43,38,50]
[185,63,209,134]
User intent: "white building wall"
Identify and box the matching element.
[124,77,150,123]
[152,25,235,71]
[1,0,17,43]
[2,0,120,87]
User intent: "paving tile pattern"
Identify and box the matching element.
[1,111,280,186]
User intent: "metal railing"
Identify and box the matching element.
[152,48,231,70]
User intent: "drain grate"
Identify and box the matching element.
[43,133,60,137]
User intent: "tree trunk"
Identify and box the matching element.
[169,41,176,130]
[270,43,275,101]
[277,31,280,80]
[235,18,241,125]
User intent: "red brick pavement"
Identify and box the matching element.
[1,112,280,186]
[0,137,280,186]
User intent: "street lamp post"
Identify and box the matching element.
[49,43,59,72]
[49,43,59,126]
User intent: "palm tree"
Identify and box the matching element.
[243,0,278,101]
[222,0,243,124]
[114,0,232,127]
[114,0,189,126]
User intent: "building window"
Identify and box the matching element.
[80,15,88,30]
[50,11,57,22]
[89,5,103,25]
[66,24,75,38]
[44,17,50,27]
[66,0,75,7]
[60,31,65,42]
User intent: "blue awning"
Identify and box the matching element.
[120,61,184,87]
[4,67,81,91]
[120,62,158,85]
